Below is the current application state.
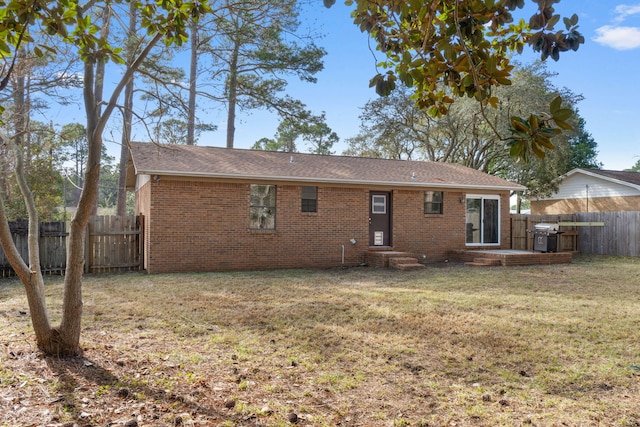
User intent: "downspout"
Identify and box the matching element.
[586,185,589,213]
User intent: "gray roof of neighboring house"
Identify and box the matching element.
[126,142,526,191]
[580,169,640,187]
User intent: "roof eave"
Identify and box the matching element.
[135,169,526,192]
[566,168,640,191]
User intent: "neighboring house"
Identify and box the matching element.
[531,168,640,215]
[126,142,525,273]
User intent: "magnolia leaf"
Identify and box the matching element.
[531,141,546,158]
[535,135,555,149]
[549,95,562,114]
[486,56,497,74]
[554,119,573,130]
[546,14,560,30]
[399,71,413,87]
[495,76,512,85]
[368,74,381,89]
[0,39,11,56]
[509,140,526,160]
[552,107,572,121]
[510,116,530,133]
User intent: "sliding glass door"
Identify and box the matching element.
[466,195,500,245]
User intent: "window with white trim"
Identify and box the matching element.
[466,195,500,245]
[371,194,387,214]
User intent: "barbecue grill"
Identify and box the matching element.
[533,223,562,253]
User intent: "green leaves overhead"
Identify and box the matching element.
[0,0,211,63]
[508,96,573,162]
[346,0,584,161]
[370,72,396,97]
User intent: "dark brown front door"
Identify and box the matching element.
[369,191,391,246]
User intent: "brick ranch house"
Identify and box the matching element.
[126,142,525,273]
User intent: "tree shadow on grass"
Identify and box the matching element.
[45,354,230,426]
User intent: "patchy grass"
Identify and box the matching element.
[1,255,640,426]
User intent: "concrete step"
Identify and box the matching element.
[465,258,503,267]
[389,257,419,268]
[394,263,425,271]
[389,257,425,270]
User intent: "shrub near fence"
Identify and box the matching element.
[0,215,143,277]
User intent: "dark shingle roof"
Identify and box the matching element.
[584,169,640,186]
[127,142,525,191]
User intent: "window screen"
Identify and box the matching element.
[301,186,317,213]
[424,191,443,214]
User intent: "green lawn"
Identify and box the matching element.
[1,255,639,426]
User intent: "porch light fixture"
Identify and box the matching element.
[153,175,160,181]
[350,238,357,245]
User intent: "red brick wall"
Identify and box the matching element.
[392,191,511,261]
[144,180,370,273]
[141,178,512,273]
[393,190,466,262]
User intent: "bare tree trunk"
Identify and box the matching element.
[0,0,165,357]
[116,1,137,216]
[56,31,164,357]
[89,3,111,216]
[0,135,57,353]
[225,40,240,149]
[187,18,198,146]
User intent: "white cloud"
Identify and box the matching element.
[614,4,640,22]
[593,25,640,50]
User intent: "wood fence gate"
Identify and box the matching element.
[0,215,143,277]
[86,215,144,273]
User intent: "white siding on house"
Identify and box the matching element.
[543,173,640,200]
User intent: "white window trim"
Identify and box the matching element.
[465,194,501,246]
[372,194,387,214]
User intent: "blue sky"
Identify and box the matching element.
[49,1,635,170]
[221,1,640,171]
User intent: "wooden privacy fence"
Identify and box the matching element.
[511,212,640,257]
[0,220,68,277]
[510,214,579,252]
[86,215,144,274]
[0,215,143,277]
[575,211,640,257]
